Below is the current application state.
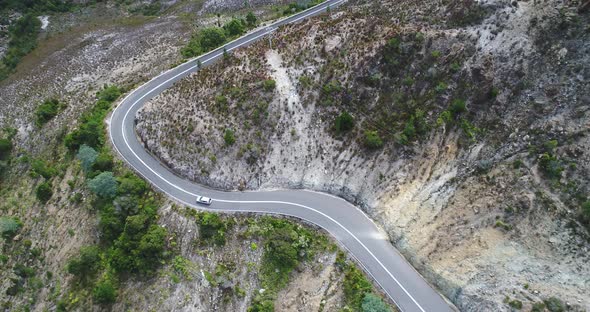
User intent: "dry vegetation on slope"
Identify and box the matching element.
[137,0,590,310]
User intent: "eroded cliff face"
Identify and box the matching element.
[136,0,590,309]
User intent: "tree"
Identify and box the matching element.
[224,129,236,146]
[361,293,391,312]
[88,171,118,199]
[364,131,383,149]
[335,111,354,134]
[199,27,227,52]
[93,151,113,172]
[36,181,53,202]
[0,138,12,160]
[224,18,245,37]
[93,279,117,304]
[246,12,257,27]
[135,225,167,272]
[77,144,98,172]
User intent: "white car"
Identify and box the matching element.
[196,196,212,205]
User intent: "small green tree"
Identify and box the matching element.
[36,181,53,202]
[88,172,118,199]
[334,112,354,134]
[246,12,257,27]
[77,144,98,173]
[224,129,236,146]
[361,293,391,312]
[93,278,117,304]
[364,131,383,149]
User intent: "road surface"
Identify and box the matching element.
[108,1,455,311]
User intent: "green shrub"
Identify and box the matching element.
[198,212,227,246]
[450,99,467,117]
[117,173,148,196]
[224,129,236,146]
[362,293,391,312]
[93,151,113,172]
[539,153,563,179]
[334,111,354,134]
[93,279,117,304]
[88,171,118,199]
[35,98,64,126]
[364,131,383,149]
[246,12,257,27]
[67,246,101,280]
[31,159,57,179]
[36,181,53,202]
[263,79,276,91]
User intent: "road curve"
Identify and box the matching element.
[108,1,455,311]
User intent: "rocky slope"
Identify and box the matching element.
[0,1,387,311]
[136,0,590,310]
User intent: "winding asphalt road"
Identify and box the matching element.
[108,1,455,311]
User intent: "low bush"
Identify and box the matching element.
[0,138,12,160]
[67,246,101,281]
[93,278,117,304]
[364,131,383,149]
[334,111,354,134]
[35,98,65,126]
[36,181,53,202]
[0,216,22,239]
[224,129,236,146]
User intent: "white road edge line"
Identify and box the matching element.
[107,2,427,312]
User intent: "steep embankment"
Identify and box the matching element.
[136,0,590,310]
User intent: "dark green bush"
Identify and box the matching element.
[198,212,227,246]
[539,153,563,179]
[67,246,101,280]
[450,99,467,117]
[0,138,12,160]
[92,279,117,304]
[31,159,57,179]
[334,111,354,134]
[224,18,245,37]
[246,12,257,27]
[224,129,236,146]
[35,98,64,126]
[263,79,276,91]
[36,181,53,202]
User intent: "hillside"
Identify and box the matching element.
[136,0,590,310]
[0,1,394,311]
